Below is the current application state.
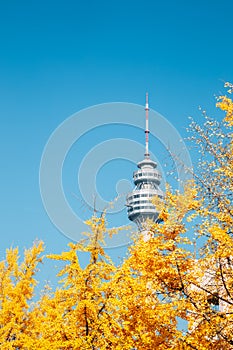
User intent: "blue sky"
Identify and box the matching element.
[0,0,233,286]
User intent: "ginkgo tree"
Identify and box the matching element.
[0,83,232,349]
[0,242,44,350]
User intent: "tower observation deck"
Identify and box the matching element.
[126,94,163,230]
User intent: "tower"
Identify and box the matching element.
[126,94,163,231]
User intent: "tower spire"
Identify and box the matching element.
[145,92,150,158]
[126,94,164,231]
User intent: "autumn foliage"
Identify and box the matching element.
[1,84,233,349]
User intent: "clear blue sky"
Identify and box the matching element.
[0,0,233,286]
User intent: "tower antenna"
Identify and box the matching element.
[145,92,150,158]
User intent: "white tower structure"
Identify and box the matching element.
[126,94,163,230]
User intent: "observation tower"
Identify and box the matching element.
[126,94,163,230]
